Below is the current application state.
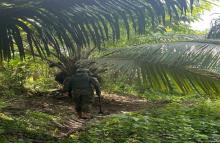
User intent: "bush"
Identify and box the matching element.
[0,57,59,96]
[78,100,220,143]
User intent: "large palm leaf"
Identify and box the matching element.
[0,0,199,60]
[98,40,220,95]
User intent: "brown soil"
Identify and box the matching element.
[1,91,165,140]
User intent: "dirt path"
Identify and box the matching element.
[0,91,165,140]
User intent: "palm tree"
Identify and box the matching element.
[1,0,220,95]
[0,0,196,60]
[99,40,220,94]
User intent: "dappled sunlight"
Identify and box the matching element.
[1,0,220,142]
[0,91,156,141]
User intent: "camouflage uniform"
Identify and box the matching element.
[63,76,73,97]
[55,71,68,84]
[63,69,101,118]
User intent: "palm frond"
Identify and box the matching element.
[98,40,220,94]
[0,0,200,60]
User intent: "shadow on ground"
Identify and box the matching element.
[0,91,165,142]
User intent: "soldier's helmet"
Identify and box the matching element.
[76,68,90,73]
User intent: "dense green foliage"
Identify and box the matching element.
[2,77,220,143]
[1,1,220,143]
[78,100,220,143]
[1,0,218,95]
[0,0,198,60]
[0,58,58,95]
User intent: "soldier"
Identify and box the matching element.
[63,68,102,119]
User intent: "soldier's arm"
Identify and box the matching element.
[90,77,101,96]
[90,76,103,114]
[63,77,72,93]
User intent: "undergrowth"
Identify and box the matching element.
[1,58,220,142]
[0,57,59,97]
[77,100,220,143]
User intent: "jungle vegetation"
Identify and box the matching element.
[1,0,220,142]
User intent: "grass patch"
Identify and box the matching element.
[0,110,59,142]
[77,99,220,143]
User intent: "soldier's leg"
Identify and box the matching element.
[72,91,82,118]
[80,93,94,119]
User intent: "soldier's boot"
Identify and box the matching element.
[80,94,93,119]
[81,112,92,119]
[77,111,82,118]
[75,104,82,118]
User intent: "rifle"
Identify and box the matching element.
[98,92,103,114]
